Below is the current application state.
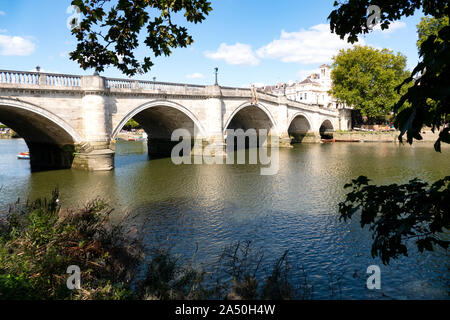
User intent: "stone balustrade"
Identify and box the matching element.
[0,69,341,119]
[0,70,81,87]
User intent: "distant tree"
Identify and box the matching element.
[10,130,21,139]
[329,1,450,264]
[123,118,141,131]
[330,45,410,121]
[69,0,212,76]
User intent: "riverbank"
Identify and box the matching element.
[333,130,440,143]
[0,132,20,139]
[116,130,147,141]
[1,130,441,144]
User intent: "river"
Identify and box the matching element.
[0,138,448,299]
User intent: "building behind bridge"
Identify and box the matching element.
[260,64,347,110]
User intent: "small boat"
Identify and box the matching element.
[320,139,336,143]
[17,152,30,160]
[335,139,361,143]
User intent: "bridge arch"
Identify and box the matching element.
[223,102,277,150]
[287,112,313,143]
[113,100,206,158]
[0,98,82,142]
[319,119,334,139]
[113,100,206,139]
[0,98,82,171]
[223,102,277,134]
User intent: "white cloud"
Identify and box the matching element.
[186,72,204,79]
[0,29,7,33]
[0,11,5,16]
[257,24,363,65]
[204,21,404,71]
[373,21,406,34]
[0,35,36,56]
[204,43,260,66]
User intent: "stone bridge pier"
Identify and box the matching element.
[71,75,115,171]
[0,70,352,172]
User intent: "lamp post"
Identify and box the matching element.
[36,66,42,85]
[153,77,156,90]
[214,67,218,86]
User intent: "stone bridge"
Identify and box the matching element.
[0,70,352,171]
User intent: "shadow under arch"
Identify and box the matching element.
[224,102,276,150]
[287,113,313,144]
[223,102,277,134]
[0,98,82,172]
[320,119,334,139]
[113,100,206,159]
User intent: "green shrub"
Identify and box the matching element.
[10,130,20,138]
[0,190,139,300]
[0,191,314,300]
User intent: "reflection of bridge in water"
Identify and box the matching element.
[0,70,351,171]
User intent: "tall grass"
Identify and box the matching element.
[0,190,318,300]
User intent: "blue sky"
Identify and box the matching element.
[0,0,424,87]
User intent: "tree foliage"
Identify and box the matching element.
[69,0,212,76]
[329,0,450,149]
[328,0,448,44]
[395,16,450,151]
[417,15,449,49]
[330,1,450,264]
[339,176,449,265]
[123,118,141,130]
[330,45,410,120]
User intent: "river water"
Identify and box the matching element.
[0,139,448,299]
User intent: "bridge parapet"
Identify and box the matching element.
[0,70,81,88]
[0,69,340,117]
[105,77,207,94]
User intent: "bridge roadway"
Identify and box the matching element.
[0,70,352,171]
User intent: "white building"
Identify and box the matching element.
[262,64,345,109]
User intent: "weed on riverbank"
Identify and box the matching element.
[0,190,317,300]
